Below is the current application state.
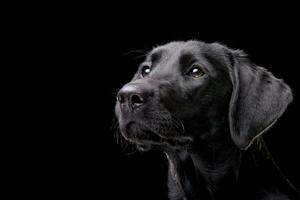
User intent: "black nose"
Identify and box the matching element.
[117,84,148,111]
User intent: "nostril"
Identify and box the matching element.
[131,94,144,104]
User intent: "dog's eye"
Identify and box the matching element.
[187,65,205,78]
[141,65,151,77]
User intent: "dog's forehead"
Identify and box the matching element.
[148,41,205,60]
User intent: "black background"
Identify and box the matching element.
[22,6,300,199]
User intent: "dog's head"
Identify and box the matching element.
[115,41,293,151]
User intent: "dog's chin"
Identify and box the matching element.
[119,123,194,151]
[136,143,155,151]
[120,123,163,143]
[121,133,164,152]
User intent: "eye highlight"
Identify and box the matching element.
[187,65,205,78]
[141,64,151,77]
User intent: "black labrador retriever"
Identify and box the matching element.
[115,40,300,200]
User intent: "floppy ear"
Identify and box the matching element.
[228,52,293,150]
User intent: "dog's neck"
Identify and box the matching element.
[164,132,242,200]
[162,111,295,199]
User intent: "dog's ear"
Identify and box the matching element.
[227,50,293,150]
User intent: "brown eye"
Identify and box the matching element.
[141,65,151,77]
[187,65,205,78]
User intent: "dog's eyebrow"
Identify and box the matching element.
[149,49,166,63]
[179,52,214,74]
[179,52,196,67]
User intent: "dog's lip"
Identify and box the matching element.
[120,122,193,148]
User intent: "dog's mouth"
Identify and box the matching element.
[119,120,193,150]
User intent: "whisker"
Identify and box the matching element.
[110,118,120,144]
[111,117,138,155]
[120,49,148,58]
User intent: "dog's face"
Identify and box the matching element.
[115,41,292,150]
[115,41,232,149]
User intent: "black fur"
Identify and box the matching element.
[115,40,299,199]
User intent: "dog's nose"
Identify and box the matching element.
[117,84,148,111]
